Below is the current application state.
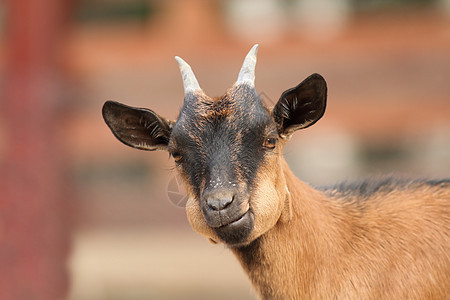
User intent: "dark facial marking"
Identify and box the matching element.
[170,85,276,199]
[169,85,277,245]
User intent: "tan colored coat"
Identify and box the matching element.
[233,160,449,299]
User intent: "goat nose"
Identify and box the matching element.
[206,192,234,211]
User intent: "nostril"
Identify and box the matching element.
[219,196,233,209]
[207,194,234,211]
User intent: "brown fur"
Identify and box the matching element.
[231,159,449,299]
[180,105,449,299]
[102,67,449,299]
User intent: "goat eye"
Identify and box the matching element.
[171,152,183,164]
[263,138,277,150]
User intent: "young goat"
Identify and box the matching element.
[102,45,449,299]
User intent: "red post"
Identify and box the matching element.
[0,0,70,298]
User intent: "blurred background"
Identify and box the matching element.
[0,0,449,299]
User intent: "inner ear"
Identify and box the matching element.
[102,100,173,151]
[272,73,327,136]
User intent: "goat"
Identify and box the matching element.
[102,45,449,299]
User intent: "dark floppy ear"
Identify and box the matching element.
[102,101,173,151]
[272,73,327,137]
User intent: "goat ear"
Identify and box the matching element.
[272,74,327,137]
[102,101,173,151]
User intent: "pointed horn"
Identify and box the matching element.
[175,56,201,94]
[236,44,259,87]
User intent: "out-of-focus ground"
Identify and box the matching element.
[70,228,256,299]
[1,0,449,299]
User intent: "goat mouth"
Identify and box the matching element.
[218,210,250,228]
[213,210,253,246]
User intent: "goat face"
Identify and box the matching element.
[102,45,327,247]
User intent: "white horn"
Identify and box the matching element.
[236,44,259,87]
[175,56,201,94]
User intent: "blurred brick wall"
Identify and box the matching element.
[0,0,72,298]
